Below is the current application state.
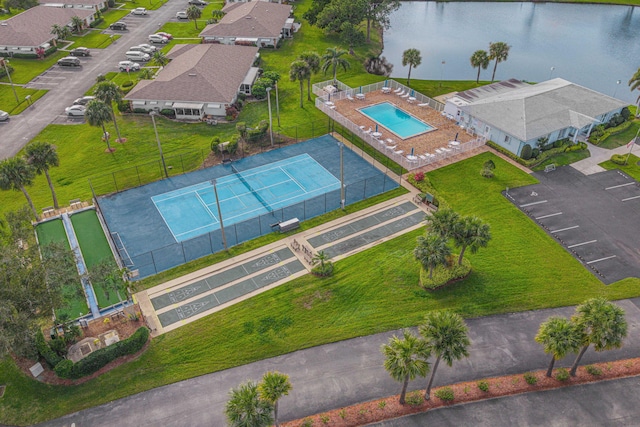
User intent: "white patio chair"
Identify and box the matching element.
[386,138,394,145]
[346,95,355,102]
[363,127,372,134]
[393,149,404,155]
[386,145,397,150]
[396,90,405,97]
[418,102,429,107]
[401,93,410,99]
[393,87,402,94]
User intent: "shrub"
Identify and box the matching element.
[96,74,106,83]
[311,262,334,277]
[49,337,67,357]
[121,80,134,88]
[0,62,13,79]
[483,159,496,170]
[414,171,425,182]
[117,100,131,113]
[531,148,540,158]
[585,365,602,376]
[133,108,147,114]
[419,256,471,290]
[406,391,423,407]
[477,380,489,392]
[480,167,494,178]
[520,144,533,160]
[89,17,104,28]
[301,418,313,427]
[434,387,455,402]
[378,400,386,410]
[552,139,563,148]
[160,108,175,118]
[524,372,538,385]
[621,107,630,121]
[210,136,221,152]
[610,154,627,165]
[339,409,346,419]
[35,330,63,369]
[555,368,570,381]
[320,414,329,424]
[54,359,73,378]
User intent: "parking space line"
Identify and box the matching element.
[520,200,548,207]
[535,212,562,219]
[621,195,640,202]
[586,255,617,264]
[605,183,635,190]
[567,240,597,248]
[550,225,579,233]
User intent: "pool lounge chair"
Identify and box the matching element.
[396,90,405,97]
[401,93,410,99]
[346,95,354,102]
[386,138,394,145]
[393,87,403,94]
[385,145,397,150]
[418,102,429,107]
[393,149,404,155]
[363,127,372,134]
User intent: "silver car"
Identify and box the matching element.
[0,110,9,121]
[65,105,86,116]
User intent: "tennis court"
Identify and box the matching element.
[153,155,340,242]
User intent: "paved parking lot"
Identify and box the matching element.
[506,166,640,284]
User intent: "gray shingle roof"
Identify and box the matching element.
[0,6,94,47]
[125,44,259,104]
[460,78,628,141]
[199,1,291,39]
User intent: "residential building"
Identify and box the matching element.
[39,0,107,12]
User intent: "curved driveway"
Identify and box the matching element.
[38,297,640,426]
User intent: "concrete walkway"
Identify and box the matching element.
[37,298,640,427]
[571,139,637,175]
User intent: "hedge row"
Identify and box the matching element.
[486,140,586,168]
[0,46,57,59]
[36,330,63,369]
[590,120,633,145]
[55,327,149,379]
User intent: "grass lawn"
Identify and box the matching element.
[2,153,639,425]
[598,120,640,149]
[67,31,119,49]
[94,9,130,28]
[34,220,89,319]
[600,153,640,180]
[0,86,48,114]
[0,52,65,84]
[159,22,202,39]
[530,149,591,171]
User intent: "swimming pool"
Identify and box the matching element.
[359,102,435,139]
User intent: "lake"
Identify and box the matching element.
[382,2,640,104]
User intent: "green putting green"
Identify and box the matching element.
[35,219,89,318]
[70,210,122,308]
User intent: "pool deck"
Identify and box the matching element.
[136,192,431,336]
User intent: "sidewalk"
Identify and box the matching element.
[571,140,636,175]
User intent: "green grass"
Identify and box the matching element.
[0,86,47,114]
[67,30,119,49]
[34,220,89,318]
[600,153,640,180]
[3,153,639,425]
[530,149,591,171]
[94,9,130,28]
[158,22,203,39]
[70,210,120,308]
[597,120,640,149]
[0,52,66,84]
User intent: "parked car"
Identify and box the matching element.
[118,60,141,72]
[131,7,147,15]
[131,44,156,54]
[155,31,173,40]
[188,0,206,6]
[69,47,90,57]
[73,96,95,106]
[125,50,150,62]
[65,105,86,116]
[176,11,188,19]
[57,56,81,67]
[109,21,127,30]
[0,110,9,121]
[148,34,168,44]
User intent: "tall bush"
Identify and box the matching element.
[35,330,63,369]
[520,144,532,160]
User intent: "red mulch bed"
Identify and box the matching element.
[282,358,640,427]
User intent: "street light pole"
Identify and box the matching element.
[338,141,345,210]
[275,80,280,127]
[1,59,19,104]
[212,180,228,251]
[440,61,445,88]
[150,111,169,178]
[266,87,274,147]
[549,66,555,80]
[613,80,621,98]
[625,126,640,165]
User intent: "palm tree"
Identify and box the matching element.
[257,371,292,427]
[381,330,430,405]
[225,381,274,427]
[311,250,329,270]
[50,24,64,39]
[25,141,60,209]
[152,51,169,68]
[85,99,115,152]
[186,5,202,29]
[321,46,350,86]
[413,233,451,279]
[535,316,582,377]
[569,298,627,376]
[489,41,510,82]
[138,68,154,80]
[0,157,38,220]
[402,48,421,86]
[299,51,321,101]
[211,9,226,22]
[629,67,640,116]
[70,15,84,34]
[290,60,310,108]
[469,50,490,84]
[93,81,124,143]
[425,208,460,239]
[419,310,470,400]
[452,216,491,265]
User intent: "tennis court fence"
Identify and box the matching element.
[103,173,398,279]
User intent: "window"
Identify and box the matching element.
[504,135,510,143]
[558,128,566,139]
[175,108,184,115]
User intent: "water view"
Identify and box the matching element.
[382,2,640,104]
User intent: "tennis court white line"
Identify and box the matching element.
[535,212,562,219]
[586,255,616,265]
[520,200,548,207]
[550,225,579,233]
[195,191,219,224]
[280,166,307,192]
[567,240,597,248]
[605,182,635,190]
[621,195,640,202]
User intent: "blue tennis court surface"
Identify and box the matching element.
[153,155,340,242]
[359,102,434,139]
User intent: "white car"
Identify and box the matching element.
[131,7,147,15]
[136,43,157,54]
[73,96,95,106]
[118,60,141,71]
[65,105,86,116]
[0,110,9,121]
[176,11,188,19]
[148,34,168,44]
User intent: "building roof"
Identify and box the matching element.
[125,44,259,104]
[0,6,94,48]
[460,78,628,141]
[199,1,291,39]
[39,0,104,6]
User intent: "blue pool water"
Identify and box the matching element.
[359,102,434,139]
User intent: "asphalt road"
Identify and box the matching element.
[0,0,188,160]
[36,298,640,427]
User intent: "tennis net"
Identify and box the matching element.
[230,164,273,213]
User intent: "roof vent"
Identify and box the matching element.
[188,73,197,76]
